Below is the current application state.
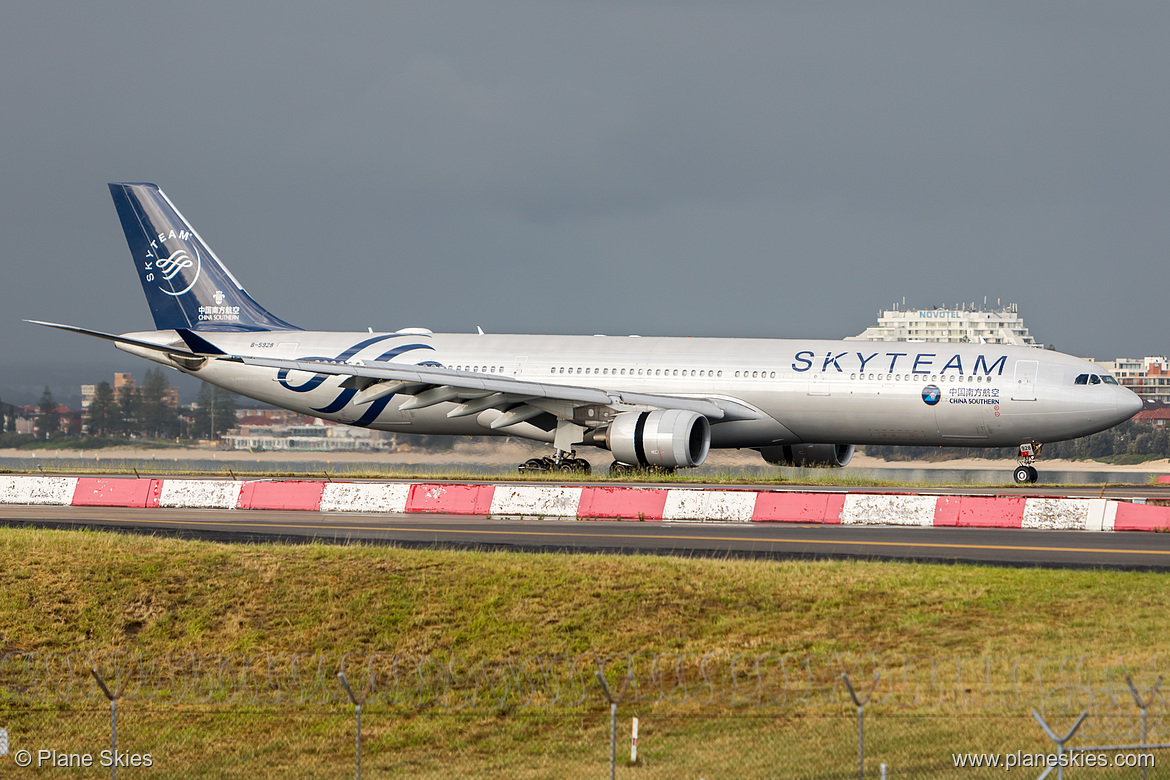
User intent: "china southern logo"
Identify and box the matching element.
[922,385,942,406]
[144,230,202,297]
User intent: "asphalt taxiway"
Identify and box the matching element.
[3,504,1170,570]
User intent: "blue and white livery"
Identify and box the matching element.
[30,183,1143,482]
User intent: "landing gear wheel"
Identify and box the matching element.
[519,457,550,473]
[609,461,634,477]
[1013,465,1038,484]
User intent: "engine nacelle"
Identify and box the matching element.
[608,409,711,468]
[758,443,855,468]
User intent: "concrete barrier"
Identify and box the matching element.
[933,496,1026,528]
[72,478,161,508]
[752,492,846,524]
[4,475,1170,535]
[406,483,495,515]
[840,494,937,526]
[320,482,411,514]
[578,487,669,520]
[1021,498,1090,530]
[1113,501,1170,532]
[158,479,244,509]
[490,485,583,518]
[0,476,78,506]
[662,489,757,522]
[238,480,326,511]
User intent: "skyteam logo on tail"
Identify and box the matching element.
[144,230,202,297]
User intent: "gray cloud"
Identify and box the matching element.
[3,0,1168,381]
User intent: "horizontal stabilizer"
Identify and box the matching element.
[23,320,199,357]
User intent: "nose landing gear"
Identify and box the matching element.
[1013,442,1042,484]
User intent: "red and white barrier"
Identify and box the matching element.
[490,485,583,518]
[752,492,846,524]
[0,476,78,505]
[238,480,326,511]
[578,487,669,521]
[840,495,937,527]
[1,476,1168,532]
[158,479,244,509]
[72,477,162,508]
[663,489,757,523]
[405,483,495,515]
[320,482,410,514]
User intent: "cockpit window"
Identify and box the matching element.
[1075,374,1089,385]
[1089,374,1101,384]
[1102,375,1119,385]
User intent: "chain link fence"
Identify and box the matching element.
[2,651,1167,777]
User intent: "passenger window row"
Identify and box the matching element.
[849,373,991,383]
[547,367,726,378]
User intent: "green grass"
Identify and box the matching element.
[2,526,1168,658]
[3,528,1169,777]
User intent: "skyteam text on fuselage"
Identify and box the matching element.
[29,183,1143,483]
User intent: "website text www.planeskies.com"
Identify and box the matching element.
[953,750,1153,771]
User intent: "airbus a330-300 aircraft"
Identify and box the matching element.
[31,183,1143,483]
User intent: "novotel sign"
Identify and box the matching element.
[916,310,966,319]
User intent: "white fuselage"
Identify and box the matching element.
[121,329,1143,451]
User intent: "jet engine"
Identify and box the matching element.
[607,409,711,468]
[757,443,855,468]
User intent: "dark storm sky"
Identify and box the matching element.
[3,1,1168,370]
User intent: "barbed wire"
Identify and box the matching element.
[2,651,1168,718]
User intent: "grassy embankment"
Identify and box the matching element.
[5,527,1168,658]
[1,527,1167,777]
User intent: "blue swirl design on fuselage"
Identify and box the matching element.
[276,335,439,423]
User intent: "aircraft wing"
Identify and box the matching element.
[235,354,739,424]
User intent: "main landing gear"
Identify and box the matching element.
[518,450,592,474]
[1013,442,1042,484]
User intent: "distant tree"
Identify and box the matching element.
[5,403,14,434]
[116,384,141,437]
[139,368,179,438]
[86,381,118,437]
[191,382,239,439]
[35,386,59,439]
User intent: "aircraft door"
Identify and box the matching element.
[807,373,830,396]
[1012,360,1038,401]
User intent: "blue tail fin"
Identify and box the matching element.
[109,182,300,332]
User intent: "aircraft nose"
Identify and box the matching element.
[1118,388,1144,420]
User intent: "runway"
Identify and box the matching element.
[4,504,1170,570]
